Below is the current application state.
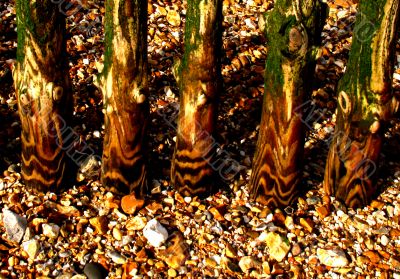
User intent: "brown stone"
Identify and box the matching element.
[330,0,358,8]
[147,3,154,14]
[357,256,369,265]
[376,263,391,270]
[31,218,47,233]
[238,256,261,273]
[205,257,217,268]
[166,9,181,27]
[209,207,225,222]
[377,250,391,260]
[316,205,330,219]
[145,202,163,214]
[294,228,303,237]
[156,5,167,16]
[290,265,305,278]
[291,243,302,256]
[122,261,139,279]
[160,232,189,269]
[370,200,385,210]
[225,243,237,258]
[315,265,328,275]
[89,216,108,235]
[46,201,81,217]
[155,261,165,269]
[167,268,178,277]
[389,256,400,270]
[126,216,147,231]
[174,192,185,203]
[363,250,381,264]
[259,206,272,218]
[105,199,120,209]
[77,218,89,235]
[300,218,314,233]
[308,256,319,265]
[273,210,286,226]
[262,262,271,275]
[121,194,145,215]
[271,263,285,275]
[135,248,147,263]
[390,228,400,237]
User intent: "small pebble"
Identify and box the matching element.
[2,208,27,243]
[143,219,168,247]
[167,268,177,277]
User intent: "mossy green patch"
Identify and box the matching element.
[337,0,387,124]
[16,1,62,64]
[264,1,296,97]
[180,0,203,72]
[102,0,114,77]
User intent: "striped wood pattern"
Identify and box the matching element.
[14,1,72,192]
[100,0,149,196]
[249,0,326,207]
[324,0,400,207]
[171,0,223,196]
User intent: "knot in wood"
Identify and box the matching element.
[369,120,380,134]
[130,85,147,104]
[137,93,147,104]
[197,94,207,106]
[19,93,30,107]
[288,27,304,53]
[338,91,352,115]
[52,86,64,102]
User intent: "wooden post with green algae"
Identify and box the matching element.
[14,0,72,192]
[324,0,400,207]
[98,0,149,196]
[249,0,326,208]
[171,0,223,196]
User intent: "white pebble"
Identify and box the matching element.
[2,209,27,243]
[244,18,257,29]
[93,130,101,138]
[42,223,60,238]
[317,248,348,267]
[108,251,127,264]
[22,239,40,260]
[381,235,389,246]
[143,219,168,247]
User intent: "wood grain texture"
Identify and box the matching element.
[171,0,223,196]
[324,0,400,207]
[249,0,326,208]
[99,0,149,195]
[14,1,72,192]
